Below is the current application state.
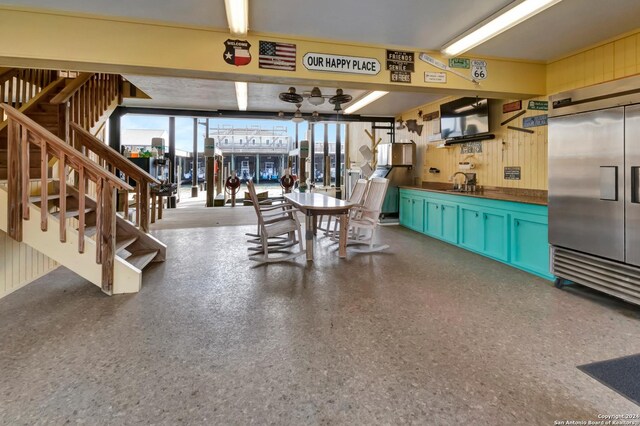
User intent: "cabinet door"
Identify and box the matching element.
[511,213,550,277]
[482,209,509,261]
[426,202,442,237]
[410,197,425,232]
[399,196,412,227]
[460,206,483,251]
[440,202,458,244]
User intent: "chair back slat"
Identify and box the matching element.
[349,179,368,205]
[361,178,389,221]
[246,181,263,218]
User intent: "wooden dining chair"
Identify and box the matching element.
[246,180,305,263]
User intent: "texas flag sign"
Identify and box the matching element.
[223,39,252,66]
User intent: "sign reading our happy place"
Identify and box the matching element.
[303,53,380,75]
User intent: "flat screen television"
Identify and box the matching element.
[440,97,489,140]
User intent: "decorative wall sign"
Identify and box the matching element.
[523,114,548,128]
[449,58,470,69]
[425,72,446,83]
[471,59,487,80]
[528,100,548,110]
[405,119,423,136]
[423,111,439,121]
[223,39,252,66]
[390,70,411,83]
[386,50,415,72]
[460,141,482,154]
[259,41,296,71]
[302,53,380,75]
[504,166,521,180]
[502,100,522,113]
[419,53,477,83]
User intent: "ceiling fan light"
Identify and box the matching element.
[308,96,325,106]
[291,115,305,123]
[307,87,325,106]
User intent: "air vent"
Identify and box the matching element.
[552,247,640,306]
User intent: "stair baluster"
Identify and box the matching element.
[1,103,133,293]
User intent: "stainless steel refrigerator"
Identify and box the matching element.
[548,75,640,305]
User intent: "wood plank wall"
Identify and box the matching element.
[347,98,549,190]
[397,96,549,190]
[0,181,58,299]
[547,30,640,94]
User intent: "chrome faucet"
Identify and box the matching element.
[450,172,468,190]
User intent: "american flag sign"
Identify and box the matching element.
[259,41,296,71]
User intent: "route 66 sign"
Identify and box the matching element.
[471,59,487,80]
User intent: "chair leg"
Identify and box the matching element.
[262,233,269,259]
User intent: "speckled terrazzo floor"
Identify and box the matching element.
[1,223,639,425]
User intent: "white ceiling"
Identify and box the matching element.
[5,0,639,61]
[122,75,441,116]
[5,0,640,114]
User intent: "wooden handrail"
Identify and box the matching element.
[2,104,132,191]
[0,77,66,133]
[70,122,159,185]
[50,72,94,105]
[70,122,158,231]
[0,68,19,84]
[1,69,58,121]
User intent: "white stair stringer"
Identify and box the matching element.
[0,187,141,294]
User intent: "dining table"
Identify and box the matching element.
[284,192,355,261]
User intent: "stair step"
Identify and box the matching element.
[81,225,97,237]
[124,250,158,270]
[29,194,62,204]
[51,207,95,219]
[116,235,138,253]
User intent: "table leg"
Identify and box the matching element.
[305,211,314,262]
[339,212,348,258]
[313,215,318,236]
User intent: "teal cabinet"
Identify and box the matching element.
[511,212,550,278]
[440,202,458,244]
[482,209,509,262]
[460,206,483,251]
[400,194,424,232]
[424,201,458,244]
[399,188,553,280]
[426,202,442,236]
[399,196,412,228]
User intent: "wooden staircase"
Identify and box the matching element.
[0,69,166,295]
[0,181,166,294]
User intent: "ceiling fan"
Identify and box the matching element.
[278,87,353,119]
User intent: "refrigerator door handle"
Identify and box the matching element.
[632,166,640,204]
[599,166,618,201]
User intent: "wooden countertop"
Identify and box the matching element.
[399,183,548,206]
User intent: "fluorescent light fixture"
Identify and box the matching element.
[235,82,247,111]
[441,0,562,57]
[344,91,388,115]
[224,0,248,36]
